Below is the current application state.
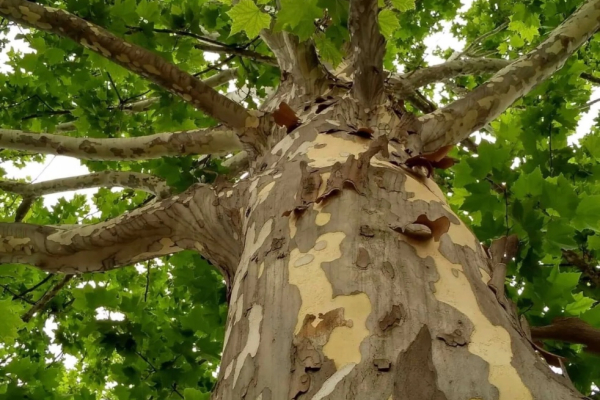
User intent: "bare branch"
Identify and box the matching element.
[0,171,172,199]
[418,0,600,153]
[582,72,600,84]
[561,250,600,287]
[0,184,243,275]
[0,0,255,132]
[0,126,243,161]
[390,58,511,96]
[53,69,239,132]
[14,196,34,222]
[22,274,74,322]
[194,43,277,66]
[349,0,386,108]
[531,317,600,355]
[449,21,509,61]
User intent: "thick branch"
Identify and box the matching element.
[0,184,243,275]
[0,171,172,199]
[21,274,74,322]
[418,0,600,153]
[0,126,243,161]
[531,318,600,355]
[349,0,386,108]
[0,0,253,131]
[390,58,511,96]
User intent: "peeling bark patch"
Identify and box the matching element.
[232,304,263,386]
[306,133,370,168]
[405,224,533,399]
[437,329,468,347]
[356,247,371,269]
[295,254,315,267]
[310,363,356,400]
[288,232,372,369]
[393,326,448,400]
[273,102,301,133]
[379,304,405,332]
[374,359,391,371]
[360,225,375,237]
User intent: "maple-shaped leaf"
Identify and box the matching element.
[228,0,272,38]
[391,0,415,12]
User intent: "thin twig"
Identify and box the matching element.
[16,274,54,298]
[22,275,74,322]
[144,261,151,302]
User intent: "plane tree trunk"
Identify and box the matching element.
[210,100,581,400]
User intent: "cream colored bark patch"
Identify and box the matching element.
[233,304,263,385]
[258,262,265,279]
[404,174,446,204]
[288,232,372,370]
[404,233,532,399]
[306,134,370,168]
[311,362,356,400]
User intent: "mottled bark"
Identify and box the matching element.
[418,0,600,153]
[349,0,386,109]
[0,126,242,161]
[211,98,581,400]
[0,171,171,199]
[0,0,253,131]
[0,183,243,279]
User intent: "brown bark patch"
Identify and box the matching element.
[360,225,375,238]
[391,215,450,242]
[283,161,323,216]
[356,247,372,269]
[437,329,468,347]
[394,326,448,400]
[379,304,405,332]
[273,102,301,133]
[317,135,389,202]
[374,358,392,371]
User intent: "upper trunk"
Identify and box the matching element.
[212,98,580,399]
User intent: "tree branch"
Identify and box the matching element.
[0,0,256,133]
[0,171,172,199]
[582,72,600,84]
[561,250,600,287]
[417,0,600,153]
[0,126,243,161]
[531,317,600,355]
[349,0,386,109]
[0,184,243,275]
[53,69,239,132]
[193,43,277,67]
[21,274,74,322]
[390,58,511,97]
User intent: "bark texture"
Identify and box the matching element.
[0,171,171,199]
[210,98,580,400]
[418,0,600,152]
[0,127,242,161]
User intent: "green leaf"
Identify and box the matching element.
[184,388,210,400]
[228,0,272,38]
[378,10,400,39]
[545,220,577,250]
[573,195,600,231]
[0,299,25,344]
[277,0,322,41]
[582,305,600,327]
[314,34,344,67]
[391,0,415,12]
[588,235,600,251]
[565,292,595,315]
[137,0,161,21]
[512,167,544,198]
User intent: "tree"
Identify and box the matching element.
[0,0,599,398]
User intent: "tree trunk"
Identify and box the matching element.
[211,100,581,400]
